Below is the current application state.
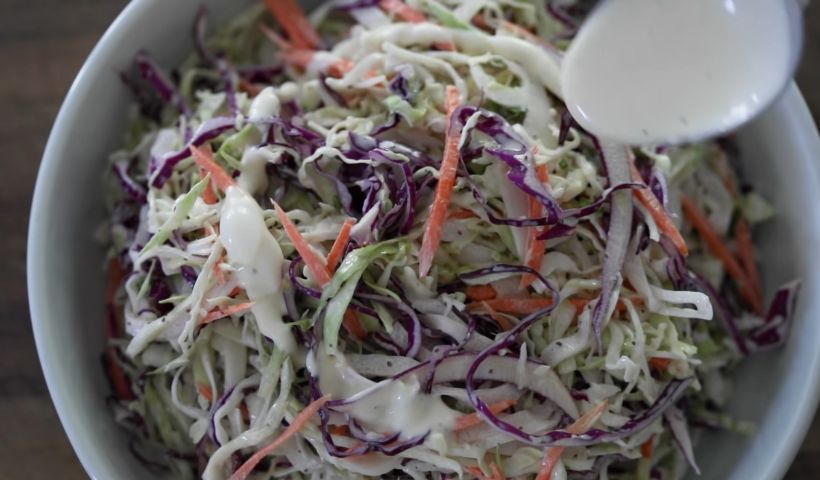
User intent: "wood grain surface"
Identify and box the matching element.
[1,1,818,479]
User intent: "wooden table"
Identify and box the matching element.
[1,1,818,478]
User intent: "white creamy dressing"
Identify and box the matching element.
[238,148,272,195]
[561,0,796,144]
[248,86,281,122]
[310,349,458,438]
[333,22,561,142]
[219,187,295,354]
[240,87,280,194]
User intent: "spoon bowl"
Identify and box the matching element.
[561,0,804,145]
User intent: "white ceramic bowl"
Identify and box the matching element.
[27,1,820,479]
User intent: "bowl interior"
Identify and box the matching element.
[27,1,820,479]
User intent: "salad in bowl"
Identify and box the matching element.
[99,1,800,479]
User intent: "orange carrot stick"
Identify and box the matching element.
[499,20,551,49]
[735,218,763,300]
[237,77,262,97]
[213,254,227,286]
[468,296,641,317]
[379,0,427,23]
[465,285,498,302]
[327,424,350,436]
[274,203,333,287]
[521,164,550,288]
[260,24,353,78]
[478,301,516,331]
[327,58,356,78]
[201,302,255,325]
[680,195,763,314]
[535,401,609,480]
[199,167,219,204]
[190,145,235,192]
[453,399,517,432]
[418,86,462,276]
[103,259,134,401]
[448,208,479,220]
[468,298,553,315]
[628,160,688,257]
[648,357,672,372]
[104,349,135,401]
[263,0,321,50]
[229,395,331,480]
[466,463,505,480]
[105,258,126,338]
[327,218,355,272]
[327,218,367,340]
[197,383,214,403]
[343,310,368,340]
[641,435,655,458]
[378,1,455,50]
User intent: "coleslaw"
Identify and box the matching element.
[101,1,801,479]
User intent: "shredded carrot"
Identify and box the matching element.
[240,402,251,424]
[522,164,550,288]
[469,296,642,317]
[466,463,505,480]
[489,463,504,480]
[201,302,255,325]
[628,160,688,257]
[213,253,227,286]
[328,58,356,78]
[328,424,350,436]
[104,348,135,401]
[199,167,219,204]
[237,77,262,97]
[735,218,763,301]
[535,401,609,480]
[263,0,321,50]
[453,399,517,432]
[570,296,643,314]
[379,0,427,23]
[641,435,655,458]
[274,203,333,287]
[648,357,672,372]
[260,24,352,78]
[105,258,126,338]
[229,394,331,480]
[479,301,516,331]
[433,41,457,51]
[448,208,479,220]
[680,196,763,315]
[197,383,214,403]
[418,86,462,276]
[205,222,219,238]
[472,14,491,30]
[714,150,739,196]
[469,298,553,315]
[499,20,551,49]
[282,48,317,69]
[466,466,486,479]
[259,23,294,50]
[466,285,498,302]
[105,258,126,310]
[190,145,235,192]
[343,310,368,340]
[103,259,133,400]
[327,218,355,273]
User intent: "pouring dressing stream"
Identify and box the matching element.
[561,0,802,145]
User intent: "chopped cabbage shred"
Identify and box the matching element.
[102,1,799,479]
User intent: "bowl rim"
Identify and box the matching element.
[27,1,165,478]
[26,1,820,479]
